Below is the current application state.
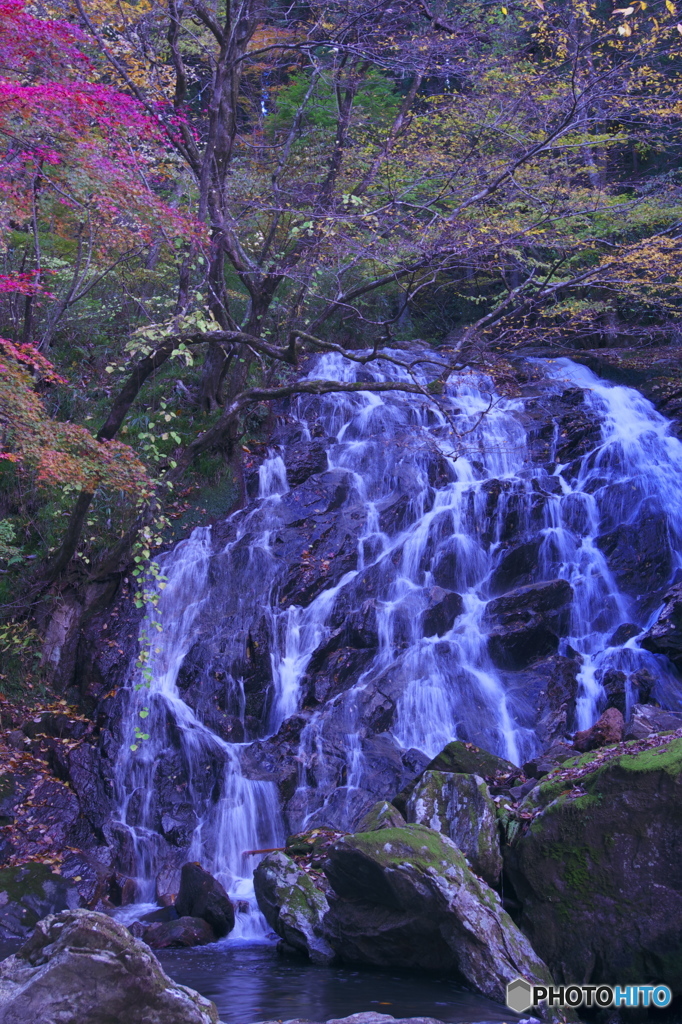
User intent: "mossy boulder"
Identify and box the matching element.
[253,851,335,964]
[321,825,557,1014]
[0,909,220,1023]
[505,737,682,990]
[356,801,406,832]
[405,772,502,887]
[393,740,517,814]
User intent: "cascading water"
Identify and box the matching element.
[113,349,682,930]
[113,527,283,937]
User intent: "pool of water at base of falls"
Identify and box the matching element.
[156,941,516,1024]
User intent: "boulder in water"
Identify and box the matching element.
[504,737,682,991]
[321,825,554,1008]
[253,851,336,964]
[0,909,220,1023]
[572,707,624,752]
[405,772,502,887]
[140,915,216,949]
[175,862,234,938]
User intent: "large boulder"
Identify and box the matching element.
[0,909,220,1023]
[504,737,682,990]
[255,825,554,1011]
[321,826,553,1007]
[405,772,502,887]
[253,851,336,964]
[175,862,234,938]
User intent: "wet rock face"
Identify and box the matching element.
[596,502,673,615]
[0,909,220,1024]
[641,582,682,667]
[0,864,80,955]
[504,737,682,992]
[484,580,573,670]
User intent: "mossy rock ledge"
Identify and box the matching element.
[504,736,682,991]
[255,824,563,1019]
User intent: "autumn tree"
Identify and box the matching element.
[1,0,681,611]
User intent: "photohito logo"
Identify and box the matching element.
[506,978,672,1013]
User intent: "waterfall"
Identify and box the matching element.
[112,351,682,929]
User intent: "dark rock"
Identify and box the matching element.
[601,669,627,715]
[142,915,216,949]
[624,703,682,740]
[505,738,682,991]
[489,540,541,594]
[160,806,198,847]
[140,905,179,924]
[422,589,464,638]
[284,440,329,486]
[0,909,220,1022]
[641,583,682,668]
[66,741,113,832]
[484,580,573,670]
[505,655,580,748]
[608,622,641,646]
[509,777,539,801]
[0,864,81,950]
[572,707,624,752]
[631,667,656,705]
[60,851,117,910]
[175,862,234,938]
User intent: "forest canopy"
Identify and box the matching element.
[1,0,681,680]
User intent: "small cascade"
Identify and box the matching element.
[113,528,282,938]
[112,349,682,930]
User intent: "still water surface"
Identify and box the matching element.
[157,943,517,1023]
